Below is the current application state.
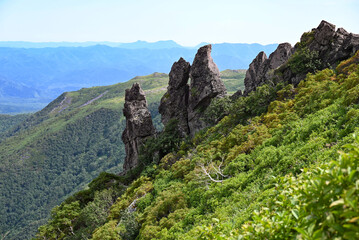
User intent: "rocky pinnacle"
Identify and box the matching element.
[187,44,227,135]
[159,57,191,137]
[122,83,155,171]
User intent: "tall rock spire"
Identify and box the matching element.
[158,57,191,137]
[187,44,227,135]
[122,83,155,171]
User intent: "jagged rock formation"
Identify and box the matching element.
[158,58,191,137]
[307,20,359,67]
[122,83,155,171]
[159,45,227,137]
[187,45,227,135]
[234,20,359,98]
[242,43,293,96]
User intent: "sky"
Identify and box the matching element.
[0,0,358,46]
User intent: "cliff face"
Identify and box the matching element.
[235,20,359,97]
[159,45,227,137]
[122,83,155,171]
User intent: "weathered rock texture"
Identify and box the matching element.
[307,20,359,67]
[187,45,227,135]
[234,20,359,98]
[158,45,227,137]
[243,43,293,95]
[158,57,191,137]
[122,83,155,171]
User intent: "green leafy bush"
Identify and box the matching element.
[288,47,323,74]
[202,96,233,125]
[240,134,359,239]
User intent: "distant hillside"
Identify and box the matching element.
[0,70,244,239]
[0,42,276,114]
[0,114,30,134]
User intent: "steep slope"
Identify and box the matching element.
[0,114,30,134]
[34,21,359,240]
[0,73,168,239]
[0,70,244,239]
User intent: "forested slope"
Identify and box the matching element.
[35,50,359,239]
[0,71,244,239]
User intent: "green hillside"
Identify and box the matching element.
[34,51,359,240]
[0,114,31,134]
[219,69,246,94]
[0,71,245,239]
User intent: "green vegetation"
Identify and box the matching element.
[220,69,246,94]
[287,47,323,74]
[0,70,245,239]
[35,54,359,239]
[0,113,31,134]
[0,73,169,239]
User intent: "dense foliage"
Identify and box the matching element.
[35,52,359,239]
[0,113,31,134]
[0,71,244,239]
[0,73,168,239]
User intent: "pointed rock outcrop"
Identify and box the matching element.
[307,20,359,67]
[243,51,268,95]
[242,43,293,96]
[158,57,191,137]
[188,44,227,135]
[235,20,359,98]
[122,83,155,172]
[158,45,227,137]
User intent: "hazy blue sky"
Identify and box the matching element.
[0,0,358,46]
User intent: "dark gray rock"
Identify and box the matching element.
[243,51,267,95]
[159,57,191,137]
[122,83,155,171]
[234,20,359,98]
[287,20,359,86]
[241,43,293,96]
[307,20,359,67]
[188,44,227,135]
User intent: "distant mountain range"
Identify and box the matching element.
[0,40,185,48]
[0,41,277,113]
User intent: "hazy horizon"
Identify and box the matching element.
[1,0,358,46]
[0,40,279,48]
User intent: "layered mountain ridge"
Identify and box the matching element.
[0,42,276,114]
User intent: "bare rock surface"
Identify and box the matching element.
[243,43,293,95]
[234,20,359,98]
[122,83,155,171]
[187,45,227,135]
[158,58,191,137]
[307,20,359,67]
